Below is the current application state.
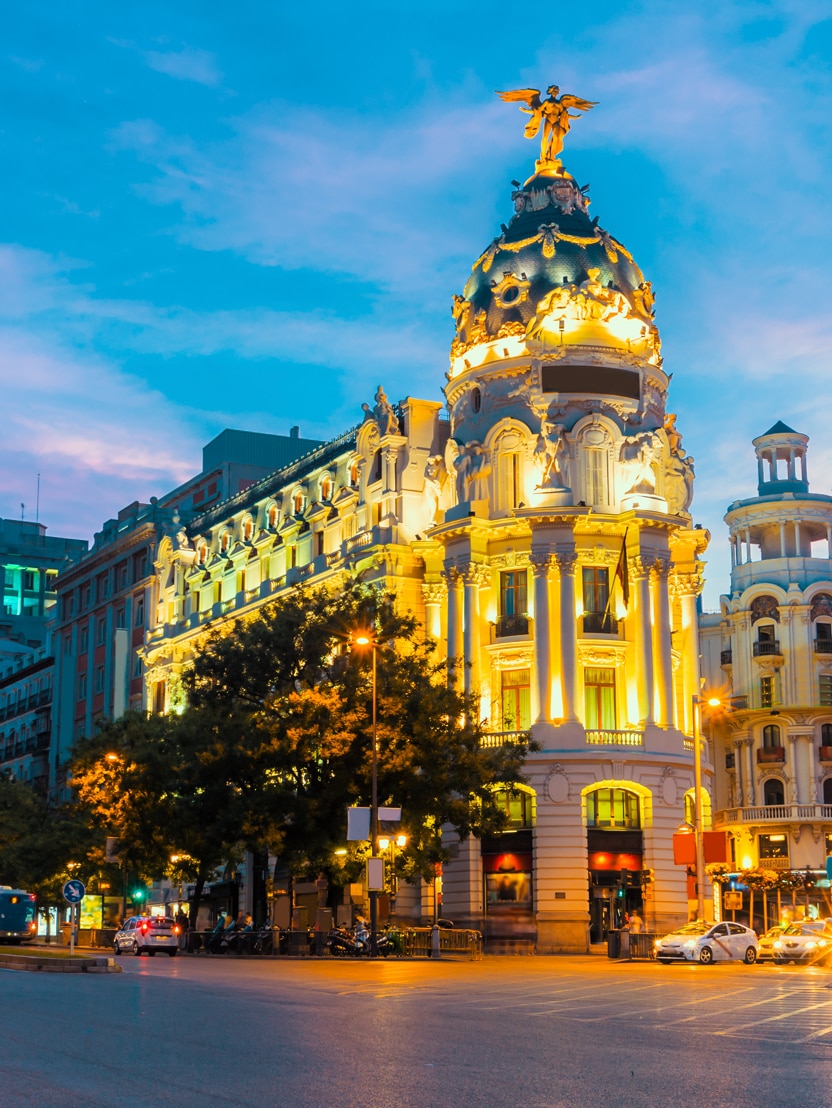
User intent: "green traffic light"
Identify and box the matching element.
[132,889,146,900]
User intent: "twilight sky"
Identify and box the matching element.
[2,1,831,609]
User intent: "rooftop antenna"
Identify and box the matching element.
[36,474,40,523]
[20,502,25,521]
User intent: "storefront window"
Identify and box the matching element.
[759,833,788,860]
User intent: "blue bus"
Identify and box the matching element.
[0,888,37,943]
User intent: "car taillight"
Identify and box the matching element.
[29,922,36,931]
[173,925,181,935]
[141,922,149,934]
[28,895,36,902]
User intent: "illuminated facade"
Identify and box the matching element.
[143,108,711,950]
[700,423,832,881]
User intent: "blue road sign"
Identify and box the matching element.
[826,856,832,882]
[63,879,86,904]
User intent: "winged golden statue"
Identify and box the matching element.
[497,85,597,165]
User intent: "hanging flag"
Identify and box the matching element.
[615,530,630,610]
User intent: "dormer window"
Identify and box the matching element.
[242,517,254,542]
[349,461,360,488]
[197,542,208,565]
[267,504,279,530]
[220,531,231,554]
[292,488,306,516]
[320,474,333,502]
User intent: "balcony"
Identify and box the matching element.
[757,746,785,764]
[494,613,530,639]
[753,640,781,657]
[720,649,733,666]
[815,638,832,654]
[819,747,832,762]
[715,804,832,826]
[481,730,530,749]
[586,729,643,747]
[581,612,618,635]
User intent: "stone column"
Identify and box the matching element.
[743,737,755,806]
[632,557,655,726]
[805,734,818,804]
[787,735,799,804]
[652,559,673,728]
[554,551,579,722]
[733,738,745,806]
[674,576,702,737]
[780,523,787,558]
[462,564,488,699]
[530,552,554,724]
[421,582,445,647]
[444,568,463,689]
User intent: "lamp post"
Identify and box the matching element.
[691,694,721,921]
[353,632,380,957]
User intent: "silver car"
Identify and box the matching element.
[654,921,758,965]
[113,915,180,957]
[772,921,832,965]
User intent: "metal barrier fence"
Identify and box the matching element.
[627,933,657,960]
[402,927,483,960]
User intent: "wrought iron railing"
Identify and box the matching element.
[720,649,733,665]
[494,613,530,638]
[753,640,781,656]
[814,638,832,654]
[582,612,618,634]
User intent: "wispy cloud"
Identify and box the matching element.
[143,45,222,87]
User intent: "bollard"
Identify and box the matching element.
[431,923,441,959]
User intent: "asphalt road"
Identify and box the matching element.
[1,954,831,1107]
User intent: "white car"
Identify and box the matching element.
[113,915,181,957]
[654,921,758,965]
[772,921,832,965]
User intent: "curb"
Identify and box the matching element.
[0,953,122,974]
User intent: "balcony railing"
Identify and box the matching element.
[586,729,643,747]
[815,638,832,654]
[819,747,832,762]
[481,730,530,748]
[715,804,832,825]
[582,612,618,635]
[494,614,530,638]
[753,640,781,656]
[720,649,733,666]
[757,746,785,763]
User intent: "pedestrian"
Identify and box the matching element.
[628,909,643,934]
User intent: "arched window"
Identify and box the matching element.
[683,789,712,829]
[586,787,641,829]
[197,542,208,565]
[471,386,482,413]
[824,778,832,806]
[220,531,231,554]
[242,517,254,542]
[267,504,279,530]
[491,787,534,828]
[821,723,832,746]
[762,724,781,749]
[763,779,784,806]
[292,488,305,516]
[349,461,360,488]
[319,474,333,502]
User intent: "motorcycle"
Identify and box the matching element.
[326,923,393,957]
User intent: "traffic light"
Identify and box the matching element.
[640,868,654,887]
[620,868,635,888]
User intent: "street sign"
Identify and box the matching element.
[63,879,86,905]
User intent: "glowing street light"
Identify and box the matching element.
[691,694,722,921]
[352,630,381,956]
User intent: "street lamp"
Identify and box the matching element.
[353,631,380,956]
[691,694,721,921]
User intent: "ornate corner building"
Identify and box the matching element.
[700,423,832,881]
[140,96,711,952]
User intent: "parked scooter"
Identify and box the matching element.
[326,922,393,957]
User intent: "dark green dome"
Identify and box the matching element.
[453,168,653,350]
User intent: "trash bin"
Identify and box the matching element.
[607,930,621,958]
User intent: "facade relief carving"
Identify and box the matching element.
[533,418,570,490]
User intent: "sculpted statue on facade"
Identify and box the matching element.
[453,441,491,502]
[496,85,598,165]
[619,431,661,495]
[533,420,569,489]
[373,386,399,436]
[423,455,448,525]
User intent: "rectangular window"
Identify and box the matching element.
[95,665,104,694]
[582,567,609,614]
[97,618,106,645]
[79,628,89,654]
[821,675,832,707]
[501,668,531,732]
[584,667,617,730]
[23,570,36,591]
[134,596,144,626]
[115,608,125,629]
[585,448,609,506]
[133,656,143,678]
[759,834,788,860]
[78,673,87,700]
[500,571,527,617]
[760,675,777,708]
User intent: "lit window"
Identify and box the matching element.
[586,788,640,829]
[501,669,530,731]
[760,675,777,708]
[821,675,832,707]
[491,787,533,828]
[584,668,616,730]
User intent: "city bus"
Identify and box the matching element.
[0,888,37,942]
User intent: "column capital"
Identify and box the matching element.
[669,570,704,598]
[461,563,490,588]
[529,550,557,575]
[422,581,447,605]
[630,555,655,580]
[552,549,578,575]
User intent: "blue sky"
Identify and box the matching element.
[2,1,831,609]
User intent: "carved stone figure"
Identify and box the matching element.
[619,432,661,495]
[534,420,569,489]
[497,85,598,164]
[664,411,683,455]
[423,455,448,525]
[373,386,399,436]
[453,441,491,502]
[665,452,694,514]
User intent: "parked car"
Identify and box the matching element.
[772,921,832,965]
[654,921,758,965]
[757,925,786,962]
[113,915,181,957]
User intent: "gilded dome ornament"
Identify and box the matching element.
[496,84,597,167]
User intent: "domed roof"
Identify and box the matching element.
[451,166,657,364]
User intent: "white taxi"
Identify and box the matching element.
[654,920,758,965]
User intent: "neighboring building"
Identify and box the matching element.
[143,129,710,950]
[0,639,54,788]
[50,428,322,795]
[0,518,87,657]
[700,423,832,889]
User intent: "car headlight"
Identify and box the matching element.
[774,941,783,949]
[683,940,696,950]
[806,941,817,950]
